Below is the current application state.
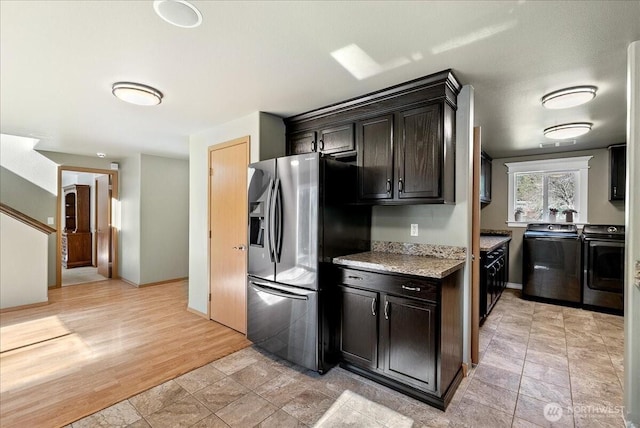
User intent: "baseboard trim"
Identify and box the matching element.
[506,282,523,290]
[139,277,188,288]
[0,300,49,313]
[121,277,188,288]
[187,307,209,319]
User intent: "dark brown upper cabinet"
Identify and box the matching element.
[357,115,394,201]
[285,70,461,205]
[286,124,355,156]
[480,150,492,204]
[395,104,443,200]
[285,69,461,205]
[287,131,316,155]
[609,144,626,201]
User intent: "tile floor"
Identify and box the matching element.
[70,290,626,428]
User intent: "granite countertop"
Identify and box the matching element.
[333,251,466,279]
[480,235,512,252]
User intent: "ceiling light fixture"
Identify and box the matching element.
[541,86,597,109]
[544,122,592,139]
[112,82,163,106]
[153,0,202,28]
[97,152,106,158]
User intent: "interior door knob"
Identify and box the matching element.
[233,245,247,251]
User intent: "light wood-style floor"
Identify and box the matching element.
[0,279,251,428]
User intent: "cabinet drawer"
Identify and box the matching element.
[337,267,438,302]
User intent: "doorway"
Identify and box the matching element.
[208,136,250,334]
[56,166,118,287]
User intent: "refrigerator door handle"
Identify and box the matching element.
[269,178,279,263]
[274,179,283,263]
[250,281,308,301]
[265,178,275,262]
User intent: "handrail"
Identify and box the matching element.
[0,203,56,235]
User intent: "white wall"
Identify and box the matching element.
[119,155,141,284]
[370,86,474,365]
[139,154,189,284]
[1,213,49,309]
[188,111,285,315]
[624,40,640,427]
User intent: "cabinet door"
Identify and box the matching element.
[480,151,492,204]
[395,104,442,200]
[381,294,437,391]
[339,286,378,369]
[357,115,394,201]
[609,145,626,201]
[287,131,316,155]
[319,124,354,155]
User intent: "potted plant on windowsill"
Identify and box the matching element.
[549,207,559,222]
[514,208,524,222]
[563,208,577,223]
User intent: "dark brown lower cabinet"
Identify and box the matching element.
[339,286,378,369]
[336,266,463,410]
[382,294,437,391]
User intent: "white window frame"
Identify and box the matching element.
[505,156,592,227]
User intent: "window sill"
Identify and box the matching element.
[507,221,587,229]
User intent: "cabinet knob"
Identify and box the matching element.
[398,178,404,193]
[384,300,390,320]
[347,275,363,280]
[386,179,391,193]
[402,284,421,292]
[613,186,617,197]
[311,141,317,152]
[319,139,324,151]
[371,297,377,316]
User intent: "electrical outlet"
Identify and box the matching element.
[410,224,419,236]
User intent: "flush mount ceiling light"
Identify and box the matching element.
[112,82,163,106]
[544,122,592,140]
[542,86,597,109]
[153,0,202,28]
[96,152,106,158]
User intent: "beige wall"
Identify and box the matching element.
[481,148,625,284]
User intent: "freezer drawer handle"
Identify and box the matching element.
[401,284,421,292]
[250,282,308,300]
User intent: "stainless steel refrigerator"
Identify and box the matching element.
[247,152,370,373]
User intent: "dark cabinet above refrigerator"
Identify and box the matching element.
[609,144,626,201]
[284,70,461,205]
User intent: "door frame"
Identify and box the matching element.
[207,136,251,322]
[55,166,119,288]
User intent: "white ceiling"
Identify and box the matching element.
[1,1,639,160]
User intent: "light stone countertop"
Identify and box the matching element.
[333,251,466,279]
[479,235,512,252]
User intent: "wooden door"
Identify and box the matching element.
[381,294,437,392]
[339,286,378,369]
[96,175,111,278]
[395,104,442,200]
[209,137,249,334]
[357,115,394,201]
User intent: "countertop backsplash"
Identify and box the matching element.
[371,241,466,260]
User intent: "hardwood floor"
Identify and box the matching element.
[0,279,251,428]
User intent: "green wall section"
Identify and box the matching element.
[0,166,57,286]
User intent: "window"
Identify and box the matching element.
[505,156,592,226]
